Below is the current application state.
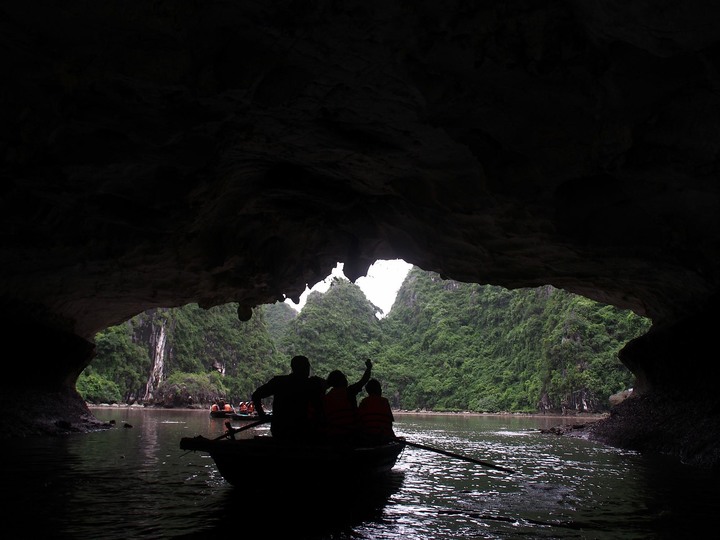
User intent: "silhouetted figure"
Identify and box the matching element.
[358,378,396,443]
[306,375,328,437]
[251,355,313,440]
[323,359,372,443]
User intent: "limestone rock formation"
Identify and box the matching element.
[2,2,720,465]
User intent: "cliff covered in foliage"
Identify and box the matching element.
[81,268,649,413]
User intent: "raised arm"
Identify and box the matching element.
[348,358,373,396]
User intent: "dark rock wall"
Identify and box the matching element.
[2,1,720,463]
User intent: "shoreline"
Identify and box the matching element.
[87,403,607,421]
[393,410,608,420]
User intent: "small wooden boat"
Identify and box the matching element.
[230,412,261,421]
[179,434,406,487]
[209,409,234,418]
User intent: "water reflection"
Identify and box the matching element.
[174,470,406,539]
[4,437,79,537]
[4,409,720,539]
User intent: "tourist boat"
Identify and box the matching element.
[230,412,261,421]
[179,431,406,487]
[209,409,234,418]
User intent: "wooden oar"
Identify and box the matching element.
[401,439,516,473]
[214,417,271,440]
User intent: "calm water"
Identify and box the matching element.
[3,408,718,539]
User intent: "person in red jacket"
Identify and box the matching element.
[358,378,396,443]
[323,359,372,444]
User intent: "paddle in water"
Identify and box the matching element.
[215,417,271,440]
[400,438,515,473]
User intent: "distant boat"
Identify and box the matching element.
[231,412,261,421]
[179,434,406,487]
[209,407,234,419]
[231,411,272,422]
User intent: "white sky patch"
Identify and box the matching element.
[284,259,412,318]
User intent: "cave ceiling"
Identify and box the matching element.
[2,0,720,343]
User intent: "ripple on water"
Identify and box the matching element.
[6,410,718,540]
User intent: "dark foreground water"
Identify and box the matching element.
[3,408,718,539]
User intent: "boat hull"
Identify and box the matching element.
[180,436,406,487]
[230,413,261,421]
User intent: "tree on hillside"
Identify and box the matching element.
[83,303,286,405]
[382,270,649,412]
[262,301,298,344]
[278,277,384,378]
[87,323,152,403]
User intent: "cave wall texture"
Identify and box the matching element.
[2,1,720,465]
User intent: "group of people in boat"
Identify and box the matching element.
[211,400,256,415]
[251,355,396,445]
[210,401,234,413]
[235,401,255,414]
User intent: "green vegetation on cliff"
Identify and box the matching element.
[81,267,650,413]
[378,269,649,412]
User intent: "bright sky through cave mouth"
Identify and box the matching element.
[285,259,413,318]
